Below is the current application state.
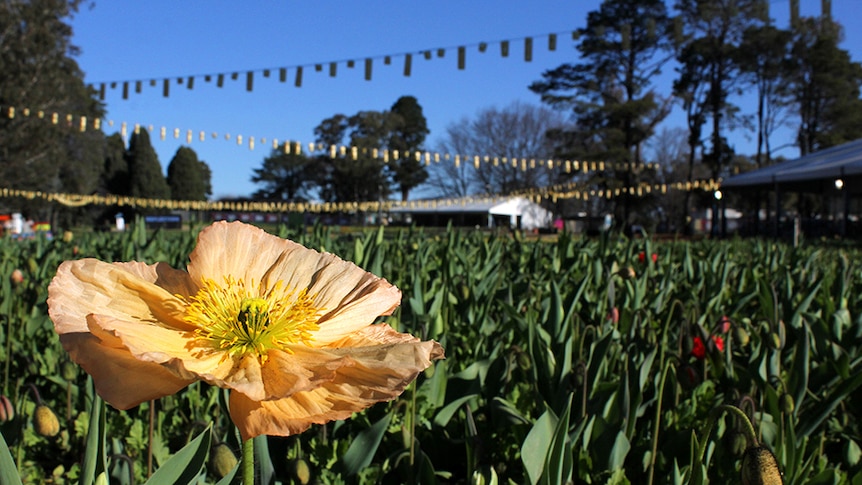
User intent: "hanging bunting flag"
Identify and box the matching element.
[177,77,184,85]
[548,33,557,51]
[524,37,533,61]
[246,71,253,92]
[404,53,412,76]
[263,69,270,78]
[279,68,287,82]
[458,46,465,69]
[187,76,194,90]
[231,72,239,80]
[478,42,488,53]
[384,55,391,65]
[149,79,157,87]
[295,66,303,87]
[500,40,509,57]
[437,48,445,58]
[315,64,323,72]
[423,50,432,60]
[135,80,142,93]
[365,58,372,81]
[122,82,129,99]
[347,60,355,68]
[99,83,106,100]
[217,74,225,87]
[163,79,170,97]
[329,62,337,77]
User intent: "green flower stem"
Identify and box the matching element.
[647,360,674,485]
[696,404,759,465]
[242,437,255,485]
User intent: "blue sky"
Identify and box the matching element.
[68,1,861,200]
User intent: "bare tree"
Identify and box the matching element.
[426,102,569,197]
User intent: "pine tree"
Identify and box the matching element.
[388,96,430,201]
[101,133,129,194]
[0,0,105,215]
[789,17,862,155]
[167,146,210,200]
[530,0,673,225]
[126,129,170,200]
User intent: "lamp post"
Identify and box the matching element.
[714,190,726,238]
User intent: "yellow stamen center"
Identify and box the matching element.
[183,277,321,361]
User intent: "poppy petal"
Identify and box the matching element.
[230,324,443,440]
[48,259,195,334]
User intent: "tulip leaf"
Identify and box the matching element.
[0,430,23,485]
[144,424,212,485]
[79,393,107,485]
[342,413,392,476]
[434,394,477,427]
[521,408,557,485]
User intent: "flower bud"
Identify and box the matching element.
[779,393,795,414]
[677,364,700,390]
[10,269,24,285]
[62,231,74,243]
[460,284,470,301]
[33,405,60,437]
[288,458,311,485]
[0,395,14,422]
[209,443,237,478]
[61,361,78,381]
[618,267,636,279]
[741,446,783,485]
[734,327,750,347]
[770,333,782,350]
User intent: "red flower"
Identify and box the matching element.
[638,252,658,264]
[718,315,732,333]
[691,336,706,359]
[713,335,725,352]
[606,307,619,324]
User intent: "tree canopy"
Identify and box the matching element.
[167,146,212,201]
[0,0,105,215]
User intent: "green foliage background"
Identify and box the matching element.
[1,224,861,484]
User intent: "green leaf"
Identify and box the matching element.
[544,397,574,485]
[434,394,477,427]
[143,424,212,485]
[521,409,557,485]
[342,413,393,476]
[0,431,23,485]
[79,394,107,485]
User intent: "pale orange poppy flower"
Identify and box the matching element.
[48,221,444,440]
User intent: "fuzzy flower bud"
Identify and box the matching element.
[209,443,238,478]
[33,404,60,437]
[10,269,24,285]
[0,395,14,422]
[741,446,783,485]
